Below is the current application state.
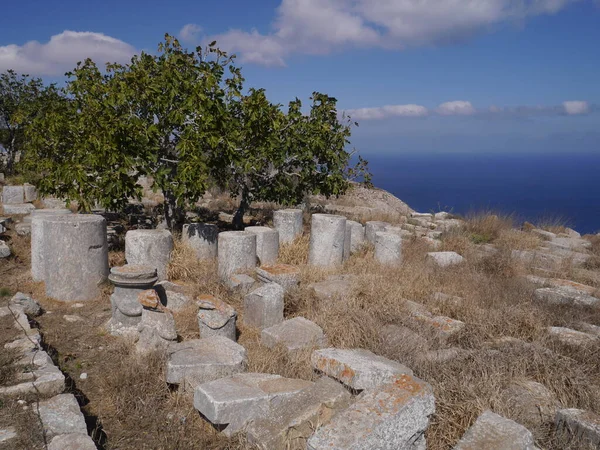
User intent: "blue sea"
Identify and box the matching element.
[366,152,600,235]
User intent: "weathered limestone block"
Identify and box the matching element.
[218,231,257,281]
[531,228,556,240]
[342,221,351,261]
[380,324,430,353]
[547,236,591,252]
[311,347,413,390]
[365,221,389,244]
[432,292,464,307]
[154,280,192,311]
[256,264,300,291]
[346,220,365,254]
[15,222,31,235]
[30,209,72,281]
[197,294,237,341]
[555,408,600,447]
[38,394,88,440]
[578,322,600,337]
[453,410,536,450]
[409,310,466,339]
[166,336,248,390]
[534,287,599,307]
[107,265,157,334]
[0,427,17,445]
[308,214,346,267]
[245,226,279,265]
[48,433,96,450]
[436,218,464,232]
[309,274,356,301]
[548,326,597,347]
[23,183,37,202]
[307,374,435,450]
[43,214,109,302]
[0,350,65,397]
[512,249,566,270]
[526,275,597,295]
[2,185,24,204]
[499,380,559,429]
[194,373,313,436]
[243,283,284,329]
[427,251,465,267]
[2,203,35,215]
[374,231,403,266]
[0,240,10,258]
[246,376,352,450]
[9,292,42,316]
[261,317,327,352]
[125,229,174,281]
[420,348,472,364]
[137,307,178,354]
[226,273,256,293]
[273,209,303,244]
[182,223,218,259]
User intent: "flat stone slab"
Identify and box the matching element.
[2,185,24,204]
[166,336,248,390]
[2,203,36,215]
[534,287,599,308]
[379,324,430,353]
[0,427,17,444]
[453,410,536,450]
[9,292,42,316]
[261,317,327,352]
[548,326,598,347]
[48,433,97,450]
[38,394,88,439]
[311,348,412,390]
[499,380,559,429]
[155,281,193,311]
[410,312,466,339]
[556,408,600,447]
[309,275,357,301]
[246,376,352,450]
[194,373,313,436]
[307,374,435,450]
[426,251,465,267]
[526,275,598,296]
[256,264,301,291]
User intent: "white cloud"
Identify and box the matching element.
[0,31,136,76]
[207,0,581,66]
[563,100,590,115]
[345,104,429,120]
[179,24,202,44]
[436,101,476,116]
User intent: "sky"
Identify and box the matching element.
[1,0,599,155]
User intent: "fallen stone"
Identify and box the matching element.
[534,287,599,307]
[0,240,10,258]
[436,218,464,232]
[454,410,536,449]
[311,347,412,390]
[525,275,598,296]
[243,283,284,329]
[0,352,65,397]
[256,264,300,291]
[2,203,35,215]
[194,373,313,436]
[307,374,435,450]
[38,394,88,439]
[15,222,30,235]
[226,273,256,294]
[166,336,248,390]
[379,324,430,353]
[555,408,600,447]
[548,326,597,347]
[374,231,403,266]
[261,317,327,352]
[432,292,464,307]
[577,322,600,337]
[409,309,466,339]
[48,433,97,450]
[2,185,24,204]
[9,292,42,316]
[427,251,465,267]
[0,427,17,444]
[309,274,356,301]
[23,184,37,202]
[499,380,559,429]
[420,348,471,364]
[197,295,237,341]
[531,228,556,240]
[63,315,83,323]
[155,281,193,311]
[365,221,390,244]
[246,376,352,449]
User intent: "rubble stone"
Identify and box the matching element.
[243,283,284,329]
[261,317,327,352]
[273,209,303,244]
[0,240,9,258]
[2,203,36,215]
[499,380,559,429]
[365,221,390,244]
[374,231,403,266]
[548,326,597,347]
[2,185,24,204]
[226,273,256,293]
[555,408,600,447]
[426,251,465,267]
[48,433,97,450]
[23,184,37,202]
[9,292,42,316]
[309,274,356,301]
[197,295,237,341]
[137,308,178,354]
[125,229,173,281]
[311,347,413,390]
[308,214,346,267]
[38,394,88,439]
[256,264,300,291]
[534,287,599,307]
[154,281,192,311]
[182,223,218,259]
[218,231,257,281]
[245,226,279,265]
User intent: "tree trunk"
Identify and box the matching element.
[163,190,184,232]
[232,189,250,230]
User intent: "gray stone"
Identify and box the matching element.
[166,336,248,390]
[548,326,597,347]
[273,209,303,244]
[307,374,435,450]
[308,214,346,267]
[499,380,559,429]
[427,251,465,267]
[309,274,356,301]
[15,222,30,235]
[311,347,413,390]
[43,215,109,302]
[342,220,352,261]
[154,281,192,311]
[346,220,365,253]
[434,211,451,220]
[48,433,97,450]
[9,292,42,316]
[139,308,177,340]
[436,218,464,232]
[531,228,556,240]
[245,226,279,266]
[256,264,300,291]
[38,394,88,439]
[432,292,464,307]
[534,287,600,307]
[555,408,600,447]
[261,317,327,352]
[365,221,390,244]
[197,295,237,341]
[547,236,591,252]
[2,185,24,204]
[125,229,174,281]
[243,283,284,329]
[226,273,256,293]
[512,249,564,270]
[182,223,218,260]
[420,348,471,364]
[2,203,35,215]
[0,427,17,444]
[23,183,37,202]
[0,172,3,182]
[194,373,313,436]
[218,231,257,281]
[0,240,10,258]
[380,324,430,353]
[454,410,536,450]
[408,309,465,339]
[374,231,403,266]
[577,322,600,337]
[525,275,597,295]
[246,376,352,449]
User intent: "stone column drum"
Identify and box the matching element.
[42,214,109,301]
[182,223,218,260]
[346,220,365,253]
[365,221,390,244]
[30,209,73,281]
[308,214,346,267]
[217,231,257,281]
[374,231,403,266]
[108,265,158,334]
[125,229,174,281]
[245,226,279,266]
[273,209,303,244]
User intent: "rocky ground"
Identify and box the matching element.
[1,183,600,449]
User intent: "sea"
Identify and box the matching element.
[366,152,600,235]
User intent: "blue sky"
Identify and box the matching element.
[1,0,599,155]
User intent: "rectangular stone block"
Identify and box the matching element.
[2,203,36,215]
[311,347,412,390]
[256,264,300,291]
[2,185,24,204]
[556,408,600,447]
[307,374,435,450]
[38,394,88,439]
[261,317,327,352]
[454,410,536,450]
[243,283,284,329]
